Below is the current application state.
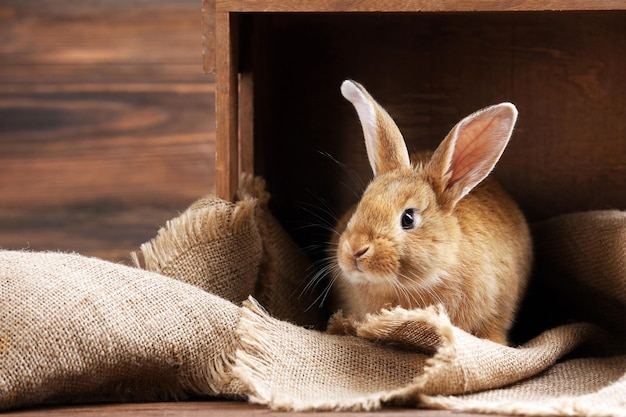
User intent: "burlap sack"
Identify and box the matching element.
[130,196,261,304]
[2,178,625,416]
[0,176,325,410]
[0,250,243,410]
[131,174,326,329]
[229,208,626,414]
[233,298,616,412]
[236,175,327,327]
[533,210,626,337]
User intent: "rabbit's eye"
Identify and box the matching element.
[401,208,418,230]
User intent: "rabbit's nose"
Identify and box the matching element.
[353,246,370,259]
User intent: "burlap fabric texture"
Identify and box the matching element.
[1,176,625,415]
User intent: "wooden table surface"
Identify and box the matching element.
[2,401,485,417]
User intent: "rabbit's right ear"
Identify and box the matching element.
[341,80,411,176]
[426,103,518,211]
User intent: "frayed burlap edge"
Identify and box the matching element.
[0,250,246,409]
[128,197,260,398]
[236,174,327,328]
[233,300,457,411]
[419,353,626,417]
[237,173,271,206]
[420,392,626,417]
[232,295,614,413]
[130,198,256,275]
[232,297,409,411]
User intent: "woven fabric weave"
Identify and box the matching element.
[0,251,242,409]
[1,178,624,415]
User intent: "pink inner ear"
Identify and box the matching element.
[442,103,517,205]
[448,116,504,187]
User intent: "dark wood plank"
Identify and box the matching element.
[0,0,216,261]
[0,1,206,66]
[0,206,183,264]
[0,105,215,208]
[215,0,626,12]
[1,400,487,417]
[246,12,626,258]
[0,0,204,16]
[214,12,240,200]
[203,0,217,73]
[239,72,255,176]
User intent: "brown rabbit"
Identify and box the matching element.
[330,80,532,344]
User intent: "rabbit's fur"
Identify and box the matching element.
[331,80,532,344]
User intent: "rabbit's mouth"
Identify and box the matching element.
[338,234,400,279]
[338,263,398,287]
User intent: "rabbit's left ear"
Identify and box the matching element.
[427,103,518,210]
[341,80,411,176]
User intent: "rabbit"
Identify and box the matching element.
[329,80,533,345]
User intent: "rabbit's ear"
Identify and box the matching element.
[427,103,518,210]
[341,80,411,176]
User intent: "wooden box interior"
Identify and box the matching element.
[240,11,626,253]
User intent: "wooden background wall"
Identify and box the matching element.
[0,0,215,263]
[245,12,626,255]
[3,3,624,265]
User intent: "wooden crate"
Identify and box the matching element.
[204,1,626,248]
